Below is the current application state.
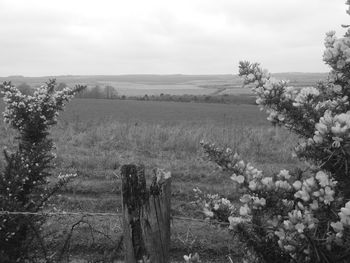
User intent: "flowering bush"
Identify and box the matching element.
[0,80,85,262]
[194,187,235,223]
[197,3,350,263]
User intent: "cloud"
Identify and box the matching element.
[0,0,348,75]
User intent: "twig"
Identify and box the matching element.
[56,215,87,262]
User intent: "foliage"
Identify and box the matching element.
[75,84,118,99]
[118,93,256,105]
[0,79,85,262]
[198,3,350,263]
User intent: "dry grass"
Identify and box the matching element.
[0,99,300,262]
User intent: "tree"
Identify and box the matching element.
[90,85,103,99]
[105,85,117,99]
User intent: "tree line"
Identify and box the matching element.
[0,82,256,105]
[0,82,118,99]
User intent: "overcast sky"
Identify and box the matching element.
[0,0,349,76]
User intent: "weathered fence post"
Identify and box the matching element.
[121,164,171,263]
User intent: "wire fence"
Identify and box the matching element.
[0,210,230,226]
[0,207,231,263]
[0,210,122,217]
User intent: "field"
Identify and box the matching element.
[0,97,299,262]
[0,72,327,96]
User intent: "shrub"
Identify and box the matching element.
[0,80,85,262]
[198,3,350,263]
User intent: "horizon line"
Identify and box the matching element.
[0,72,329,78]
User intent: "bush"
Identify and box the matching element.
[0,80,85,262]
[197,3,350,263]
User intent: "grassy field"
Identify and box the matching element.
[0,98,299,262]
[0,72,327,97]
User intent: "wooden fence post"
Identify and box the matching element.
[121,164,171,263]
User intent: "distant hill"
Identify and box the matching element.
[0,73,328,87]
[0,74,235,86]
[0,72,329,100]
[272,72,328,87]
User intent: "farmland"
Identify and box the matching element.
[0,96,299,262]
[0,72,327,97]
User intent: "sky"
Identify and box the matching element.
[0,0,349,76]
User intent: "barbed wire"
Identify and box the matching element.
[0,211,122,217]
[0,210,229,226]
[172,215,230,226]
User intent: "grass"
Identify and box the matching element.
[58,99,269,125]
[0,98,300,262]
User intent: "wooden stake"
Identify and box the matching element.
[121,164,171,263]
